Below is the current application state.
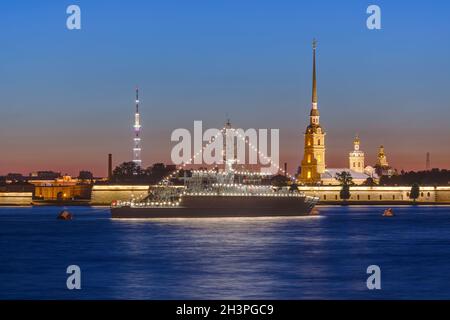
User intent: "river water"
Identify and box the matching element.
[1,205,449,299]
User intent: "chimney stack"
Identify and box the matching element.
[108,154,113,180]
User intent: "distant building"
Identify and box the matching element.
[375,145,395,177]
[6,173,25,183]
[376,145,389,167]
[29,171,61,180]
[31,175,91,201]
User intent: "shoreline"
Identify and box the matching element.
[2,202,450,207]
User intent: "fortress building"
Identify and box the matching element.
[297,40,392,185]
[320,135,378,186]
[295,42,378,186]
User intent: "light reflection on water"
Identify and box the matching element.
[0,205,450,299]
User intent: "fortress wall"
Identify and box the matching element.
[1,185,445,206]
[89,185,450,206]
[90,185,149,205]
[299,186,447,203]
[436,187,450,202]
[0,192,33,206]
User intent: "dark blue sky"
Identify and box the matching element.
[1,0,449,175]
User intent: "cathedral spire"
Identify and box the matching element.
[309,39,320,126]
[312,39,318,105]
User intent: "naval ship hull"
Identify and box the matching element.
[111,195,318,219]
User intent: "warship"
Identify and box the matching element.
[111,121,319,219]
[111,169,319,219]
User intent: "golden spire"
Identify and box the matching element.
[312,39,317,104]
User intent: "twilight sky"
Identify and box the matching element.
[1,0,449,176]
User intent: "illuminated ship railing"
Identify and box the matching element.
[113,200,181,208]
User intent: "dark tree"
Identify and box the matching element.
[410,183,420,203]
[149,163,167,181]
[112,162,144,181]
[271,174,289,188]
[379,169,450,186]
[335,171,354,186]
[335,171,353,203]
[289,183,299,193]
[78,171,93,181]
[340,184,351,202]
[363,177,376,186]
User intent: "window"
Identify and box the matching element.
[358,162,361,168]
[324,195,327,200]
[353,162,356,168]
[307,171,311,179]
[393,195,395,200]
[335,195,338,200]
[421,192,424,197]
[379,195,382,200]
[318,139,321,145]
[307,155,311,163]
[427,192,431,197]
[357,195,360,200]
[368,195,371,200]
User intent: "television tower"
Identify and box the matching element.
[133,87,142,167]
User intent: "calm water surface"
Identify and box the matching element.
[1,205,450,299]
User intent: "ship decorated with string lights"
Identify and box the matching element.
[111,122,319,219]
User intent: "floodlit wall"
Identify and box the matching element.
[299,186,450,203]
[0,192,33,205]
[91,185,150,205]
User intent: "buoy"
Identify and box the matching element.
[57,210,73,220]
[382,208,394,217]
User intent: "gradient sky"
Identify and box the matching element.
[1,0,449,176]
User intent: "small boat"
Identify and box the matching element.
[57,210,73,220]
[382,208,394,217]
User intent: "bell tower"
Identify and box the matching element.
[349,135,365,173]
[299,40,326,184]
